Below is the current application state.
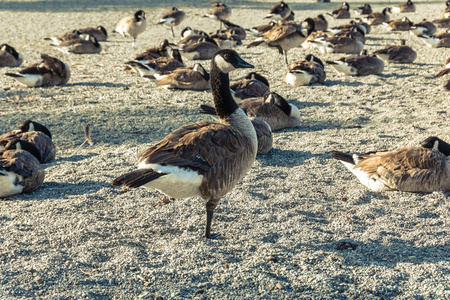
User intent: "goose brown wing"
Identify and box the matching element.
[41,54,66,77]
[356,147,450,191]
[262,21,297,41]
[0,150,39,178]
[138,121,252,175]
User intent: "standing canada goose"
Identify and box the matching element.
[134,40,170,61]
[0,119,55,163]
[155,63,210,90]
[330,146,450,192]
[444,0,450,18]
[362,8,391,26]
[179,38,220,60]
[200,91,300,131]
[284,54,326,86]
[432,17,450,29]
[410,19,437,36]
[77,26,108,41]
[52,35,102,54]
[418,32,450,48]
[436,57,450,77]
[114,10,147,46]
[5,54,70,87]
[327,2,351,19]
[265,1,291,20]
[310,33,364,54]
[326,50,384,76]
[246,21,277,37]
[372,40,417,64]
[382,17,414,31]
[230,72,270,102]
[0,139,45,197]
[312,15,328,31]
[113,49,256,239]
[247,18,315,65]
[203,2,232,29]
[157,7,186,37]
[392,0,416,13]
[43,29,81,45]
[125,49,184,79]
[354,4,372,15]
[420,136,450,155]
[0,44,23,67]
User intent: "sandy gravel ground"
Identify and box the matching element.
[1,0,450,299]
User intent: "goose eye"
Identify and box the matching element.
[224,54,230,60]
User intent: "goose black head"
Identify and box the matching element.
[383,7,391,14]
[5,139,42,162]
[19,120,52,139]
[1,44,20,60]
[305,54,324,67]
[421,136,450,156]
[213,49,254,73]
[342,2,350,10]
[134,10,146,21]
[245,72,269,87]
[300,18,315,36]
[97,26,107,36]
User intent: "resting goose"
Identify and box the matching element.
[230,72,270,103]
[78,26,108,41]
[5,54,70,87]
[157,7,186,37]
[134,39,170,61]
[53,35,102,54]
[43,30,81,45]
[0,139,45,197]
[155,63,210,90]
[392,0,416,13]
[0,44,23,67]
[200,91,300,131]
[284,54,326,86]
[180,38,220,60]
[436,57,450,77]
[410,19,437,36]
[181,27,208,38]
[312,15,328,32]
[334,26,366,44]
[203,2,232,29]
[310,33,364,54]
[246,21,277,37]
[354,4,372,16]
[326,50,384,76]
[327,2,351,19]
[432,17,450,29]
[114,10,147,46]
[382,17,413,31]
[331,145,450,192]
[222,20,246,41]
[265,1,291,20]
[421,136,450,155]
[0,120,55,163]
[362,8,391,26]
[247,18,315,65]
[418,32,450,48]
[372,39,417,64]
[125,49,184,79]
[113,49,256,239]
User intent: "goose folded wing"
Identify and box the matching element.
[0,153,34,178]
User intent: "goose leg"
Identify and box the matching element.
[171,26,175,37]
[205,210,222,239]
[284,51,289,65]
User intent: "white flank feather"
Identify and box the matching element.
[329,61,357,76]
[285,71,313,86]
[0,170,24,197]
[9,74,43,87]
[137,162,203,199]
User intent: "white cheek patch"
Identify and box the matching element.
[214,55,235,73]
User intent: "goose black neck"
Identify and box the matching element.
[211,63,239,119]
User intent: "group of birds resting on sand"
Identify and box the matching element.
[2,1,450,239]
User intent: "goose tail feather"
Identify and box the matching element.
[112,168,167,188]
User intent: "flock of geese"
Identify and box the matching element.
[1,1,450,239]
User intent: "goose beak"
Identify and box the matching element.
[234,57,254,69]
